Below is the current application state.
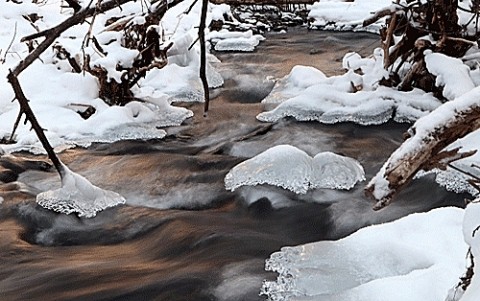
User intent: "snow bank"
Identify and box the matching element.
[262,207,468,301]
[225,145,365,194]
[308,0,393,32]
[460,201,480,301]
[37,164,126,218]
[308,0,480,34]
[257,63,442,125]
[0,0,229,153]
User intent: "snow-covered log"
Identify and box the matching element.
[365,86,480,210]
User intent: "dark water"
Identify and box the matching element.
[0,29,467,301]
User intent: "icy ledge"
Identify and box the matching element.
[225,145,365,194]
[37,164,126,218]
[257,65,442,126]
[262,207,468,301]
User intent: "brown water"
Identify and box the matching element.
[0,29,467,301]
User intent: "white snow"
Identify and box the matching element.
[257,63,442,125]
[424,50,475,101]
[209,29,265,52]
[0,0,231,153]
[225,145,365,194]
[36,164,126,218]
[262,207,469,301]
[460,201,480,301]
[308,0,394,32]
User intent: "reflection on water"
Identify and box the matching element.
[0,29,468,301]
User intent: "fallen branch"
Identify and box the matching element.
[363,4,403,28]
[365,89,480,210]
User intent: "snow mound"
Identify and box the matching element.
[261,65,328,104]
[224,145,365,194]
[308,0,393,32]
[424,50,475,101]
[261,207,468,301]
[209,30,265,52]
[257,63,442,125]
[36,165,126,218]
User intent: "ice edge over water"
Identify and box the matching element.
[37,164,126,218]
[225,145,365,194]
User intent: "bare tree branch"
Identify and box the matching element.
[7,71,64,174]
[199,0,210,116]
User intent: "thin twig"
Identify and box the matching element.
[2,22,17,63]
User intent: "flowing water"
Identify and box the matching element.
[0,29,468,301]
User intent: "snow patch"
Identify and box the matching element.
[424,50,475,101]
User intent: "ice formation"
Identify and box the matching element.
[36,164,126,218]
[257,64,442,125]
[261,207,468,301]
[224,145,365,194]
[209,30,265,52]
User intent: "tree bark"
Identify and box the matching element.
[199,0,210,116]
[365,95,480,210]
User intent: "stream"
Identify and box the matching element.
[0,29,468,301]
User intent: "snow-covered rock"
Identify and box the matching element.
[262,207,468,301]
[225,145,365,194]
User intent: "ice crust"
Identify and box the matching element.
[209,30,265,52]
[257,64,441,125]
[36,164,126,218]
[261,207,468,301]
[225,145,365,194]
